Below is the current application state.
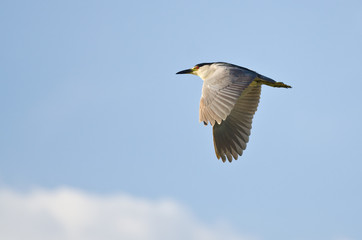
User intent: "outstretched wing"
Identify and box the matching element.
[212,84,261,162]
[199,67,257,126]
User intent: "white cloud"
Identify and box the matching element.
[0,187,257,240]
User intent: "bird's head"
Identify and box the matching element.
[176,63,214,80]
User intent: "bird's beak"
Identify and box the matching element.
[176,69,194,74]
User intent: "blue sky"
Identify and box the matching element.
[1,0,362,239]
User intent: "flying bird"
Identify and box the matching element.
[176,62,291,162]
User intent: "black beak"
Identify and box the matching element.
[176,69,193,74]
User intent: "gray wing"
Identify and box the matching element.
[212,84,261,162]
[199,67,257,126]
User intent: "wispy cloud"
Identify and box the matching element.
[0,187,257,240]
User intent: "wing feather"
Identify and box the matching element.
[199,67,258,126]
[212,84,261,162]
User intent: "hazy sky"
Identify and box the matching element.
[1,1,362,240]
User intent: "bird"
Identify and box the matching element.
[176,62,291,163]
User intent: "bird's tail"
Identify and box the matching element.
[255,74,292,88]
[268,81,292,88]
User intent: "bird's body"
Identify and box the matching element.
[177,62,291,162]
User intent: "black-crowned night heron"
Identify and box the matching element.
[176,62,291,163]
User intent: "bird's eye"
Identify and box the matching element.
[194,66,199,70]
